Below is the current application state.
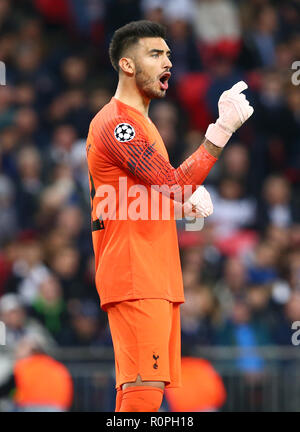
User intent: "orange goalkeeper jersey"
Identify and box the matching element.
[86,97,217,310]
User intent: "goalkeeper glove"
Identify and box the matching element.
[205,81,254,148]
[183,185,213,218]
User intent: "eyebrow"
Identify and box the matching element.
[148,49,171,56]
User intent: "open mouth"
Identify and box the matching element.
[159,72,171,90]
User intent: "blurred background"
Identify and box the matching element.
[0,0,299,412]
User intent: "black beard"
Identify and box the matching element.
[135,66,166,100]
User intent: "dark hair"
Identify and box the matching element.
[109,20,167,72]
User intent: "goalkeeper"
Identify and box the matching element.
[86,20,253,412]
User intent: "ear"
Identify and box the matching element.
[119,57,135,76]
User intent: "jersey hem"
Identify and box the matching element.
[101,296,185,311]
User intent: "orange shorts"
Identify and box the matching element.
[106,299,182,390]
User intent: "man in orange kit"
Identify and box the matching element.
[86,20,253,412]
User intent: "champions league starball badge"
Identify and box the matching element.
[114,123,135,142]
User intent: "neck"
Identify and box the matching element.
[114,77,150,118]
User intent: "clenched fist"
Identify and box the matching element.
[183,186,213,218]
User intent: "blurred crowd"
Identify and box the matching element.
[0,0,300,381]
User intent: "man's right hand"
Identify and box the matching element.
[205,81,254,148]
[183,185,214,218]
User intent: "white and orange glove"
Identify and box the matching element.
[205,81,254,148]
[183,185,213,218]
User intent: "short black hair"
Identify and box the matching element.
[109,20,167,72]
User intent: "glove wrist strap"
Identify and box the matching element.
[205,121,232,148]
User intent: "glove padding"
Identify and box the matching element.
[205,81,254,148]
[183,185,213,218]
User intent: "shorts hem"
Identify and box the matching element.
[116,375,171,390]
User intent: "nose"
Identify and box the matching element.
[164,55,172,70]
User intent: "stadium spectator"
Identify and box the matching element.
[0,333,73,411]
[257,175,296,232]
[58,299,109,347]
[192,0,240,45]
[0,0,299,412]
[15,146,43,231]
[165,356,226,411]
[0,174,17,245]
[3,237,50,304]
[215,298,272,373]
[28,274,68,342]
[207,176,256,241]
[0,293,56,348]
[214,257,248,319]
[247,5,278,67]
[181,283,220,346]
